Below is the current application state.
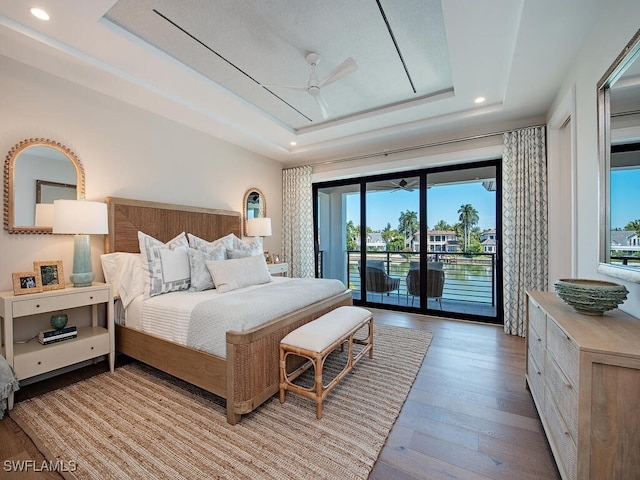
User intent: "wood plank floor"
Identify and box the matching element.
[0,309,560,479]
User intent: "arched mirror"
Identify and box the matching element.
[4,138,85,234]
[243,187,266,236]
[598,29,640,281]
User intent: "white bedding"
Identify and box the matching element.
[121,277,347,357]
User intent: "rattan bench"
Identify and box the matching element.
[279,306,373,419]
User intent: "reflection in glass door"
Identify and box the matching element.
[315,183,360,291]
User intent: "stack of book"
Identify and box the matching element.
[38,325,77,345]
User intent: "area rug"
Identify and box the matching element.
[11,324,432,480]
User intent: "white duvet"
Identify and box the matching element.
[122,277,348,357]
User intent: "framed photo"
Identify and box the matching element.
[34,260,65,291]
[12,271,43,295]
[264,251,270,263]
[270,253,281,264]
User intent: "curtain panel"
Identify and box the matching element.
[502,126,548,336]
[282,166,315,278]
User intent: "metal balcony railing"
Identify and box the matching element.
[338,250,496,306]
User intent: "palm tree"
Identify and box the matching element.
[458,204,479,252]
[624,219,640,234]
[398,210,419,248]
[433,219,452,231]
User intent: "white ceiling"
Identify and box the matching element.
[0,0,608,165]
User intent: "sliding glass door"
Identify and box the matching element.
[314,160,501,323]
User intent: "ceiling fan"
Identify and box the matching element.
[262,52,357,120]
[390,179,418,192]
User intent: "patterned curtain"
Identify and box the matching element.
[502,126,548,336]
[282,165,315,278]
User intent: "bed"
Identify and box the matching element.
[103,196,352,424]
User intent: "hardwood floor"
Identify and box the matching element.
[0,309,560,479]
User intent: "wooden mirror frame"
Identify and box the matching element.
[3,138,85,234]
[242,187,266,237]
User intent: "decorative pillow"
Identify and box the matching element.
[206,254,272,293]
[188,233,235,255]
[234,235,263,256]
[187,246,225,292]
[226,248,252,259]
[138,231,190,298]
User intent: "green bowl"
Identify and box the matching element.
[553,279,628,315]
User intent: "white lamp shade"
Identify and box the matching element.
[246,217,272,237]
[53,199,108,235]
[34,203,55,226]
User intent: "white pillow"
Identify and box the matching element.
[206,254,272,293]
[188,233,235,254]
[100,252,145,305]
[117,255,146,308]
[187,246,225,292]
[138,231,190,298]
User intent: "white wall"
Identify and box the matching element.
[547,0,640,317]
[0,57,284,297]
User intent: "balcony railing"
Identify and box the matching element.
[339,250,496,306]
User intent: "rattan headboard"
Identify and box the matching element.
[104,197,242,253]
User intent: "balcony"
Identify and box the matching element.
[324,250,497,317]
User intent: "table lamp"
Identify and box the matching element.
[246,217,272,238]
[53,199,108,287]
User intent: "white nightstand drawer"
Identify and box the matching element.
[13,327,109,379]
[13,288,110,317]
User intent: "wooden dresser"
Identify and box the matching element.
[526,291,640,480]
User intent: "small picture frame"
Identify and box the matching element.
[34,260,65,291]
[12,271,43,295]
[264,251,271,263]
[271,253,281,264]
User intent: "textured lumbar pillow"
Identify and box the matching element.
[206,254,271,293]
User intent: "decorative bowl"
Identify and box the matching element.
[553,279,628,315]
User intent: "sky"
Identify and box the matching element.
[346,181,497,232]
[610,169,640,229]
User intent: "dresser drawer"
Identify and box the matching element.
[527,351,545,411]
[528,322,546,373]
[12,288,110,317]
[545,353,578,442]
[13,328,109,379]
[544,387,577,480]
[546,318,579,388]
[528,299,547,346]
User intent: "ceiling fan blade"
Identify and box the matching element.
[260,84,307,91]
[319,57,357,88]
[313,91,330,119]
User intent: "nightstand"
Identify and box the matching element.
[268,262,289,277]
[0,282,114,409]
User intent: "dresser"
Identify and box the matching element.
[526,291,640,480]
[1,283,114,409]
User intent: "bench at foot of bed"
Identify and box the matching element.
[278,306,374,419]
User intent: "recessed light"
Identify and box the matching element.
[474,97,486,104]
[290,141,297,146]
[30,8,50,21]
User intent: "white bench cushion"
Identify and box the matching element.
[280,306,372,353]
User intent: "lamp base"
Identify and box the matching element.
[71,234,95,287]
[70,272,95,288]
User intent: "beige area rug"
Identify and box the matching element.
[11,324,432,480]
